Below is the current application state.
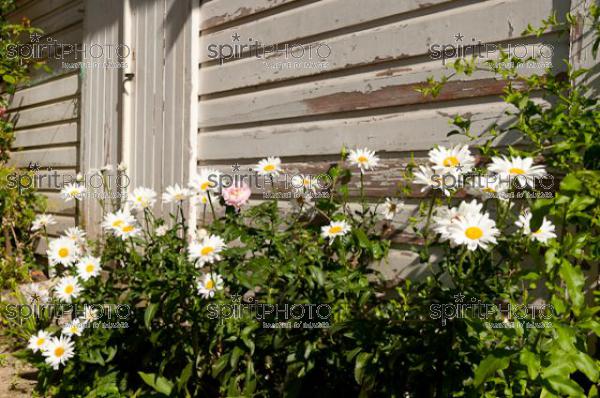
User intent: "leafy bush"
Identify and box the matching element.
[0,2,47,289]
[2,8,599,398]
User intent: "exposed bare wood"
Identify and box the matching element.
[200,0,302,31]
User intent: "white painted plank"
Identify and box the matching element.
[12,122,78,149]
[200,0,302,30]
[10,99,78,129]
[198,0,568,94]
[42,191,76,215]
[9,74,78,109]
[199,0,454,63]
[198,100,524,160]
[8,146,77,168]
[198,40,565,128]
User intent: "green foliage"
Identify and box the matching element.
[0,1,46,289]
[2,7,599,398]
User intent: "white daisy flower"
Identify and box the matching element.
[488,156,546,188]
[447,209,500,251]
[196,273,224,299]
[433,200,484,242]
[413,165,451,196]
[102,209,135,234]
[162,184,190,203]
[429,145,475,176]
[291,174,318,192]
[155,225,169,237]
[75,256,101,281]
[42,335,75,369]
[117,162,127,172]
[187,234,226,267]
[321,220,351,244]
[114,223,141,240]
[380,198,404,220]
[348,148,380,172]
[75,173,84,182]
[60,183,86,202]
[191,193,210,207]
[61,319,85,337]
[31,214,56,231]
[128,187,157,210]
[54,276,82,303]
[22,283,50,304]
[515,212,557,243]
[27,330,51,353]
[47,237,80,266]
[64,226,86,244]
[189,169,221,193]
[79,306,99,324]
[254,156,282,177]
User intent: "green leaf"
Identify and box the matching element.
[138,372,173,396]
[573,351,599,382]
[559,261,585,313]
[354,352,372,384]
[2,75,16,84]
[308,265,325,287]
[177,362,193,391]
[560,173,583,194]
[545,376,585,398]
[519,350,540,379]
[144,302,159,330]
[473,353,511,388]
[212,354,230,377]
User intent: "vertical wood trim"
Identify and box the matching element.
[80,0,122,236]
[188,0,201,231]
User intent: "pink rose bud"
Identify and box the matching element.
[222,182,251,209]
[0,107,6,118]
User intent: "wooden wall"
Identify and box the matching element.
[6,0,85,244]
[197,0,572,278]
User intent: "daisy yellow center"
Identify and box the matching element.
[357,155,368,164]
[509,167,525,175]
[112,220,123,227]
[70,326,77,333]
[85,264,95,273]
[482,187,496,193]
[136,195,143,202]
[465,226,484,240]
[36,338,45,346]
[175,194,185,200]
[533,229,541,234]
[65,285,74,295]
[443,156,460,167]
[201,246,214,256]
[264,164,276,172]
[58,248,69,258]
[205,280,215,289]
[54,347,65,357]
[122,225,134,233]
[329,226,343,234]
[200,182,210,190]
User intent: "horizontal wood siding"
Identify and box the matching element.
[6,0,84,242]
[197,0,572,270]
